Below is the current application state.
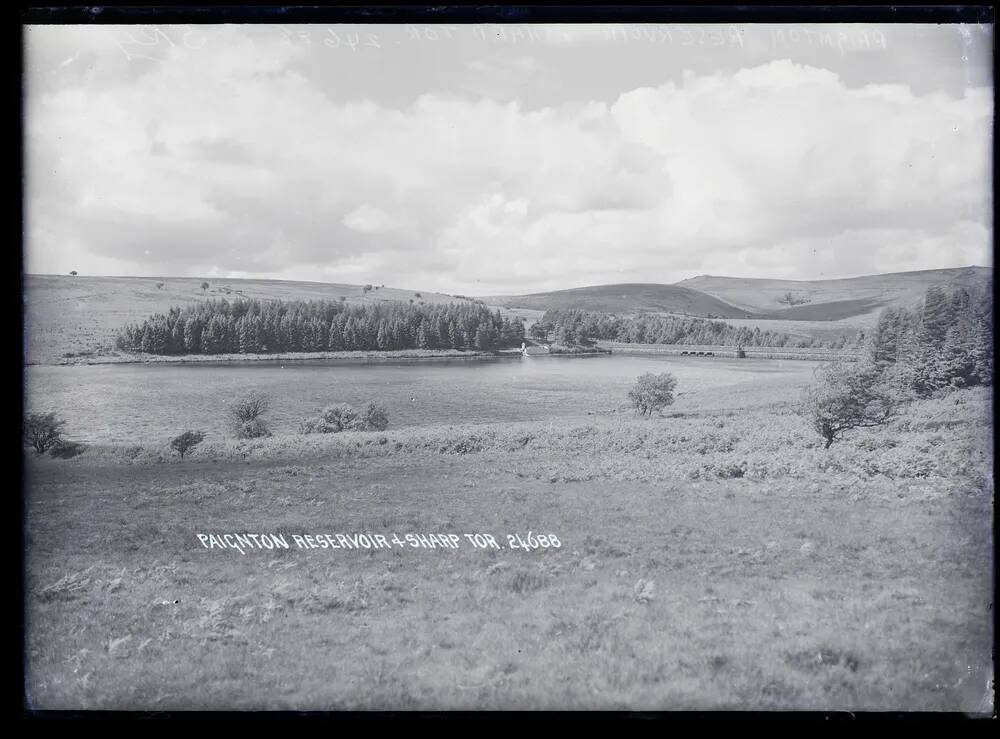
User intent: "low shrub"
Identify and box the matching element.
[716,461,748,479]
[301,402,390,434]
[170,430,205,458]
[235,418,271,439]
[24,412,67,455]
[360,402,389,431]
[229,392,271,439]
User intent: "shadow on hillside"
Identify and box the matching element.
[49,441,86,460]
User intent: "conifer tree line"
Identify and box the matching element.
[866,282,992,395]
[534,309,829,348]
[115,298,526,355]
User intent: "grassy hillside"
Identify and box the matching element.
[24,386,993,710]
[677,266,992,317]
[23,275,480,365]
[483,284,757,318]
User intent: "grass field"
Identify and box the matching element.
[24,379,993,710]
[26,356,819,445]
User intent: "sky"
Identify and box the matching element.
[23,22,994,294]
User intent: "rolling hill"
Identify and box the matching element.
[481,283,759,318]
[677,266,992,316]
[23,274,477,365]
[485,266,991,323]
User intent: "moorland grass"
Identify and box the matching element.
[23,387,993,710]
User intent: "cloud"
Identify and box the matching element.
[343,204,405,234]
[24,28,993,293]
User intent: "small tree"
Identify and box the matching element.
[802,361,898,448]
[24,412,67,455]
[323,403,360,432]
[360,401,389,431]
[229,392,271,439]
[69,270,78,276]
[201,282,210,293]
[170,430,205,458]
[156,282,164,289]
[628,373,678,417]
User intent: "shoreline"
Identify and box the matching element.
[31,344,854,366]
[37,348,514,367]
[35,346,613,366]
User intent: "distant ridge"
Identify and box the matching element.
[481,283,759,318]
[480,266,990,323]
[676,265,991,316]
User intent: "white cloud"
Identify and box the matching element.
[24,29,993,293]
[342,204,404,234]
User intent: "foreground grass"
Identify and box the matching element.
[24,389,993,710]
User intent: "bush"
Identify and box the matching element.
[360,401,389,431]
[235,419,271,439]
[170,430,205,458]
[298,416,324,434]
[229,392,271,439]
[628,372,678,417]
[24,412,67,455]
[802,360,898,448]
[300,404,357,434]
[325,403,360,431]
[300,402,389,434]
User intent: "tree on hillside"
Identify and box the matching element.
[869,306,903,366]
[777,292,810,306]
[969,313,994,386]
[170,430,205,458]
[69,270,77,276]
[917,285,954,349]
[802,361,898,448]
[628,373,678,417]
[201,282,210,293]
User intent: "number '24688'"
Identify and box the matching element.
[508,532,561,550]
